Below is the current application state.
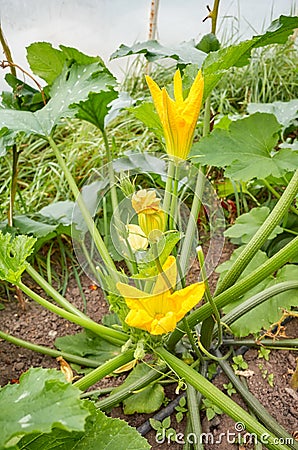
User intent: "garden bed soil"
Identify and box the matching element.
[0,242,297,449]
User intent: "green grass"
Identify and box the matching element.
[211,41,298,114]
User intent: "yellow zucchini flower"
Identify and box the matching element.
[116,256,205,335]
[146,69,204,160]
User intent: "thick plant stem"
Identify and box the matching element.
[213,280,298,339]
[216,169,298,295]
[0,329,101,368]
[97,364,167,410]
[179,169,205,275]
[215,350,298,450]
[262,178,298,217]
[156,347,292,450]
[186,383,204,450]
[74,349,135,391]
[17,280,128,346]
[47,135,118,277]
[26,264,89,319]
[167,236,298,349]
[222,339,298,349]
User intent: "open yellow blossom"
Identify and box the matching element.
[116,256,205,335]
[146,69,204,160]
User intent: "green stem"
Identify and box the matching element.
[167,235,298,349]
[213,281,298,339]
[179,169,205,276]
[47,135,118,277]
[155,347,293,450]
[80,387,113,398]
[203,96,211,136]
[0,329,101,368]
[96,364,167,410]
[262,178,298,217]
[163,158,175,220]
[216,169,298,295]
[222,338,298,349]
[186,383,204,450]
[26,264,88,319]
[8,145,19,226]
[169,163,179,230]
[215,350,298,450]
[197,246,222,348]
[182,317,202,361]
[74,349,135,391]
[17,280,128,346]
[211,0,220,34]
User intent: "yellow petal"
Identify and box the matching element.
[116,281,149,299]
[150,311,177,335]
[153,255,177,295]
[145,75,164,119]
[173,70,184,104]
[170,282,205,321]
[125,308,153,332]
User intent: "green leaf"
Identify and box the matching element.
[26,42,103,84]
[202,15,298,98]
[0,231,36,284]
[129,102,164,142]
[247,99,298,128]
[123,383,164,415]
[39,201,75,225]
[113,151,167,175]
[0,368,90,449]
[26,42,66,84]
[75,90,118,132]
[191,112,298,181]
[227,264,298,337]
[17,402,150,449]
[111,39,206,66]
[55,331,121,365]
[136,231,182,278]
[112,363,164,414]
[0,63,116,138]
[224,207,283,244]
[196,33,220,53]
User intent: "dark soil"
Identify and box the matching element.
[1,241,297,449]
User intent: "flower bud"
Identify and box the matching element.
[138,208,166,237]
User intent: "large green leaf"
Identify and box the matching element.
[111,39,206,66]
[0,63,116,137]
[247,99,298,128]
[190,112,298,181]
[0,231,36,284]
[202,15,298,98]
[17,403,150,450]
[26,42,103,84]
[75,90,118,132]
[224,207,283,244]
[55,331,121,365]
[26,42,67,84]
[112,363,164,415]
[0,368,90,449]
[224,265,298,337]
